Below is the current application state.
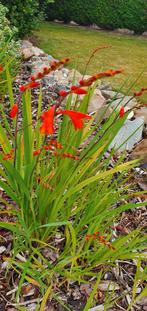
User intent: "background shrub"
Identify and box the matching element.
[47,0,147,33]
[0,3,20,99]
[0,0,54,38]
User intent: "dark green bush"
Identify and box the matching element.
[0,0,54,38]
[47,0,147,33]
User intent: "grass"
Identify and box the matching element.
[35,22,147,101]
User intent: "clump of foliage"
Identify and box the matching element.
[1,0,54,38]
[0,3,20,99]
[47,0,147,33]
[0,56,146,308]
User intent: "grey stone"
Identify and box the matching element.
[109,117,144,151]
[98,82,112,91]
[110,95,137,110]
[47,54,54,61]
[68,69,83,83]
[135,107,147,124]
[91,24,101,30]
[115,28,134,35]
[88,306,104,311]
[88,89,106,113]
[69,20,79,26]
[21,48,34,60]
[142,31,147,37]
[54,19,64,23]
[137,297,147,306]
[31,46,46,57]
[21,40,33,49]
[101,90,123,100]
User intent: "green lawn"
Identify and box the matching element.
[35,22,147,100]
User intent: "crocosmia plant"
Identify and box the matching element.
[0,57,146,307]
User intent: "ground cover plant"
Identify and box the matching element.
[35,22,147,103]
[0,55,147,309]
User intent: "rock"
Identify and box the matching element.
[21,48,34,60]
[101,90,123,100]
[69,21,79,26]
[21,44,47,61]
[68,69,83,83]
[54,19,64,23]
[131,139,147,160]
[98,281,120,291]
[90,24,101,30]
[98,82,112,91]
[0,246,6,254]
[115,28,134,35]
[88,306,104,311]
[31,59,50,75]
[142,31,147,37]
[143,124,147,137]
[88,89,106,113]
[53,69,69,85]
[110,95,137,110]
[31,46,46,57]
[135,107,147,124]
[47,54,55,61]
[137,297,147,306]
[95,105,113,122]
[109,117,144,151]
[21,40,33,49]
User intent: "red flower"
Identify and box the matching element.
[57,109,92,130]
[33,149,41,156]
[19,81,40,92]
[134,88,147,97]
[119,106,125,118]
[59,90,69,97]
[9,104,18,119]
[0,65,3,73]
[40,105,56,135]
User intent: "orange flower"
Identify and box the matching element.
[52,151,79,160]
[48,140,63,149]
[33,149,41,156]
[40,105,56,135]
[9,104,18,118]
[119,106,125,118]
[71,86,87,95]
[2,149,14,161]
[86,231,115,250]
[59,86,87,97]
[79,68,124,87]
[57,109,91,130]
[19,81,40,92]
[30,58,70,81]
[134,88,147,97]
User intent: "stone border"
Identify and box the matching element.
[53,20,147,38]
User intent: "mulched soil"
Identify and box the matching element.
[0,62,147,311]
